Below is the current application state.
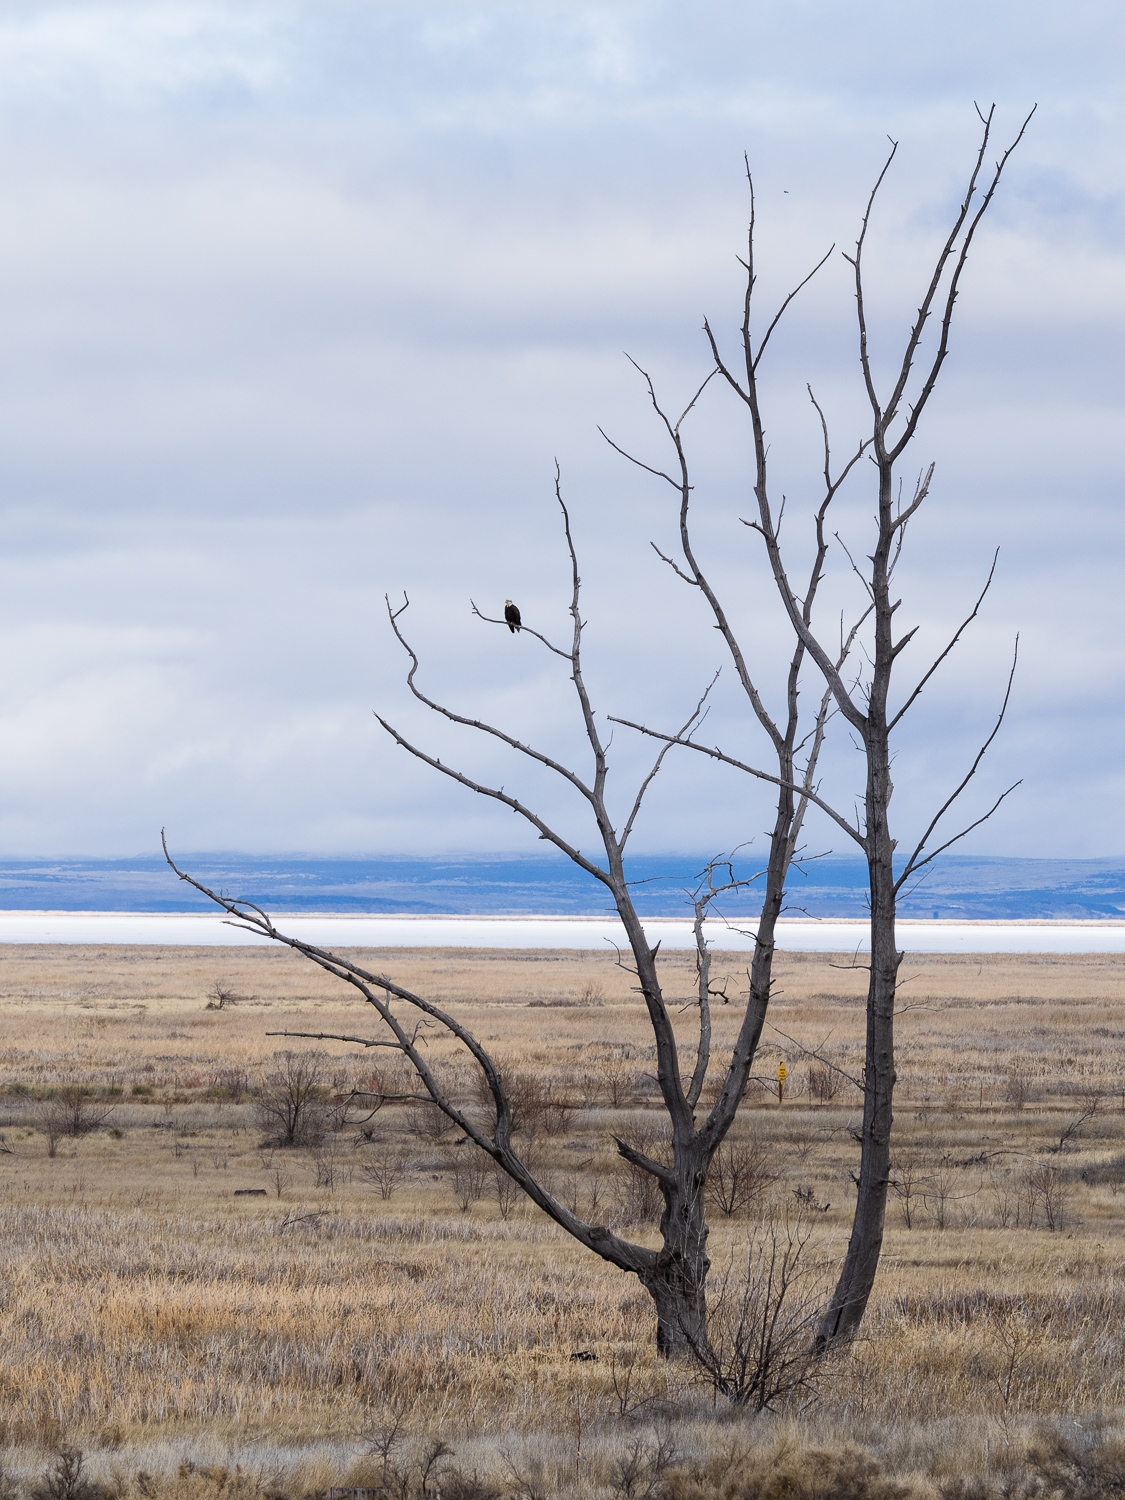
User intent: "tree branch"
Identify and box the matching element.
[888,547,1000,731]
[895,638,1020,887]
[606,715,867,849]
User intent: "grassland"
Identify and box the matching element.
[2,941,1125,1498]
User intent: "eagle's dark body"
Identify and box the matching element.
[504,600,522,634]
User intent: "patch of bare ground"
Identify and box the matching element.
[2,944,1125,1497]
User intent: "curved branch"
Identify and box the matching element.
[888,548,999,731]
[845,136,900,422]
[886,106,1037,459]
[384,594,600,805]
[607,715,867,850]
[898,780,1022,886]
[161,835,657,1278]
[620,671,719,850]
[470,601,572,660]
[752,243,835,372]
[374,713,613,887]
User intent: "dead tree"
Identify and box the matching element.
[167,110,1029,1358]
[611,104,1033,1345]
[163,475,839,1358]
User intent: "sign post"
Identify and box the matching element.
[777,1061,787,1104]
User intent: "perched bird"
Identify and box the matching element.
[504,599,522,634]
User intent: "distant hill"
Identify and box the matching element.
[1,852,1124,920]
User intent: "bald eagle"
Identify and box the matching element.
[504,600,522,634]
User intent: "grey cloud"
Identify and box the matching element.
[0,1,1119,861]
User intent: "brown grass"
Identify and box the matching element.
[2,942,1125,1497]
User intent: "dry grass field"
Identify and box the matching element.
[3,941,1125,1498]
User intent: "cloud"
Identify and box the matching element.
[0,1,1119,859]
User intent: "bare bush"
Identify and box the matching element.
[686,1209,827,1409]
[452,1149,489,1212]
[704,1135,776,1217]
[204,981,242,1010]
[921,1160,962,1231]
[1004,1063,1034,1109]
[208,1067,250,1102]
[474,1067,572,1140]
[365,1435,455,1499]
[254,1051,327,1147]
[808,1063,843,1104]
[38,1087,115,1157]
[1022,1428,1125,1498]
[32,1448,102,1500]
[313,1141,350,1189]
[581,1058,638,1110]
[492,1161,519,1220]
[891,1149,925,1229]
[406,1099,457,1140]
[1024,1162,1071,1231]
[260,1157,290,1198]
[608,1430,680,1500]
[359,1144,410,1201]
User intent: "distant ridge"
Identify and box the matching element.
[0,853,1124,921]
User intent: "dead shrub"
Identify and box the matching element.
[1004,1062,1034,1109]
[31,1448,103,1500]
[206,1067,250,1102]
[254,1051,328,1147]
[451,1149,489,1212]
[808,1063,843,1103]
[492,1161,519,1220]
[204,981,242,1011]
[1023,1162,1071,1231]
[581,1058,638,1109]
[313,1141,350,1189]
[685,1209,828,1410]
[359,1144,410,1200]
[474,1067,572,1140]
[704,1135,775,1217]
[38,1088,115,1157]
[406,1099,456,1141]
[607,1429,680,1500]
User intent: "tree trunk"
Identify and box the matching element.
[641,1250,711,1356]
[817,473,900,1346]
[816,812,899,1342]
[640,1157,712,1356]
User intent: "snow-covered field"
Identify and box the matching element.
[2,910,1125,952]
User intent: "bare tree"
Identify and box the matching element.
[164,108,1030,1358]
[609,104,1033,1344]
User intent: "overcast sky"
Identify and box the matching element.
[0,0,1120,863]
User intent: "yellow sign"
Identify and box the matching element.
[777,1062,788,1081]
